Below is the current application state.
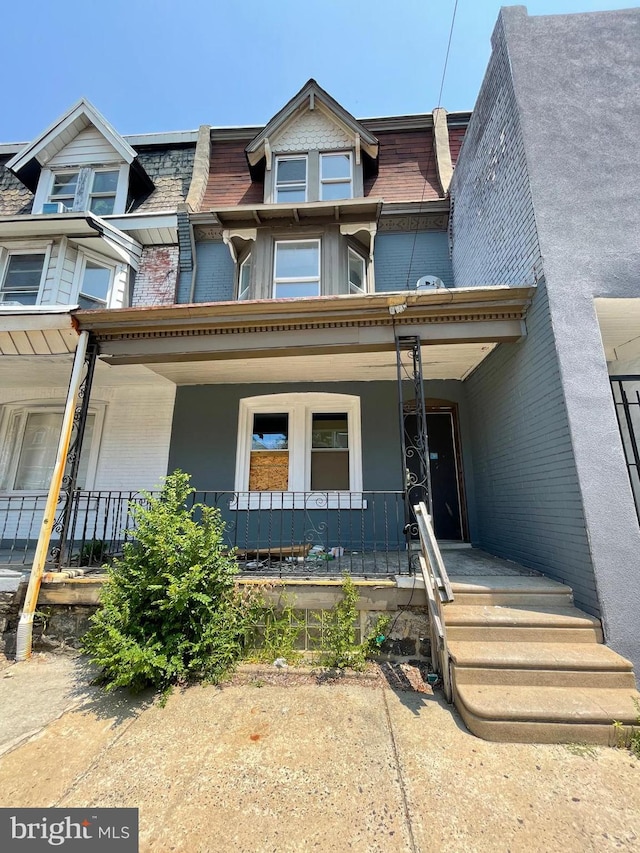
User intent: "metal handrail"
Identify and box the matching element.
[414,501,454,701]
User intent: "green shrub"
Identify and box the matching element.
[246,592,303,665]
[82,471,253,693]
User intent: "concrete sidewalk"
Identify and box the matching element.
[0,655,638,852]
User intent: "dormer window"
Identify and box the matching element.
[320,153,352,200]
[275,156,307,203]
[47,168,120,215]
[49,172,79,211]
[88,170,119,215]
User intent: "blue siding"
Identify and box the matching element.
[177,241,234,304]
[374,232,453,292]
[465,283,598,615]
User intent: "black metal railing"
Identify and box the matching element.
[0,490,413,577]
[611,377,640,521]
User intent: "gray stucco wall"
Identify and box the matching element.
[498,6,640,664]
[176,241,234,304]
[374,232,453,291]
[466,282,597,614]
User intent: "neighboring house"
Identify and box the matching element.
[1,5,638,673]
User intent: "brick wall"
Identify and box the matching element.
[449,16,542,287]
[132,245,179,306]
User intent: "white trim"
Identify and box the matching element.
[320,151,353,200]
[230,493,366,511]
[71,248,119,308]
[273,238,321,298]
[274,154,308,203]
[348,246,367,294]
[0,400,105,493]
[237,253,252,300]
[0,245,51,307]
[234,393,363,503]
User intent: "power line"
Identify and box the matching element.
[404,0,460,290]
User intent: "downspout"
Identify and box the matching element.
[188,220,198,304]
[15,330,90,662]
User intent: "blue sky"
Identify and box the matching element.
[2,0,633,140]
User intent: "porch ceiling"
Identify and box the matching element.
[142,342,498,383]
[595,297,640,363]
[0,309,78,356]
[0,355,170,389]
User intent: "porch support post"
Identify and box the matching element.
[54,335,99,568]
[15,331,91,662]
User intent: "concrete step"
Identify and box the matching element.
[448,640,634,671]
[452,666,637,689]
[445,604,600,628]
[449,575,573,595]
[449,592,574,606]
[454,683,640,744]
[446,625,603,643]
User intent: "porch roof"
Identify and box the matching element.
[0,213,143,268]
[0,307,78,355]
[74,285,535,382]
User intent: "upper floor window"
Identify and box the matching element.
[275,156,307,203]
[348,248,366,294]
[0,253,45,305]
[88,171,119,215]
[320,153,352,200]
[273,240,320,298]
[238,254,252,300]
[44,168,121,214]
[49,172,79,211]
[78,259,113,308]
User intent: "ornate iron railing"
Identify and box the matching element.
[0,490,414,577]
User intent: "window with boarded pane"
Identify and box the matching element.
[275,156,307,203]
[249,413,289,490]
[311,413,349,490]
[0,254,45,305]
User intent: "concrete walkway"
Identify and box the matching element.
[0,654,638,852]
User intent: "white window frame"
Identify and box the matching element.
[36,165,130,216]
[273,238,321,299]
[72,249,117,309]
[0,244,51,307]
[47,170,80,211]
[237,253,252,301]
[0,401,105,494]
[320,151,353,201]
[274,155,308,203]
[233,393,364,510]
[348,246,367,294]
[87,168,120,216]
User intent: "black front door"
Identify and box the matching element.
[405,411,464,541]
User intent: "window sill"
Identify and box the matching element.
[230,493,367,511]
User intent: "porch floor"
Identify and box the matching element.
[0,545,539,590]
